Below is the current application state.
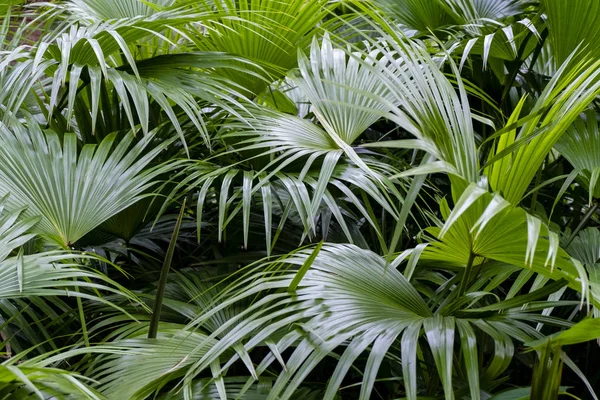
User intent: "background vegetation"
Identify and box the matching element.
[1,0,600,398]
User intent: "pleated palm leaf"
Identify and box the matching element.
[360,31,480,182]
[33,324,220,400]
[370,0,454,33]
[554,110,600,204]
[63,0,176,20]
[222,32,404,184]
[484,55,600,204]
[0,123,176,247]
[171,34,409,247]
[1,2,259,149]
[565,228,600,318]
[174,244,571,400]
[290,33,399,146]
[0,195,137,303]
[543,0,600,67]
[0,363,103,400]
[371,0,524,35]
[421,182,589,299]
[0,185,146,391]
[190,0,331,96]
[453,0,524,20]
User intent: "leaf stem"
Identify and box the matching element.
[74,280,89,347]
[565,203,598,247]
[530,161,544,211]
[457,252,476,298]
[148,198,186,339]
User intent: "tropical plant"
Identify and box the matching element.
[3,0,600,399]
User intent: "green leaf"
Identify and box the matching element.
[0,124,176,247]
[288,241,323,292]
[526,318,600,348]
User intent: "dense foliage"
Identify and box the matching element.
[2,0,600,398]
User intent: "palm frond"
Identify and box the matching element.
[554,110,600,204]
[359,28,480,182]
[485,52,600,204]
[543,0,600,66]
[290,33,398,144]
[372,0,525,34]
[177,244,562,400]
[0,122,177,247]
[422,182,588,302]
[35,324,219,400]
[0,363,103,400]
[63,0,176,20]
[190,0,331,96]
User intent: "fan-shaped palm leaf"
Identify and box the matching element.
[290,33,398,144]
[213,29,401,187]
[554,110,600,204]
[35,324,219,400]
[0,122,177,247]
[0,195,136,305]
[421,182,590,304]
[359,28,480,182]
[190,0,331,96]
[0,363,103,400]
[0,190,147,372]
[484,51,600,204]
[64,0,176,20]
[371,0,454,33]
[372,0,524,34]
[543,0,600,66]
[177,244,563,400]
